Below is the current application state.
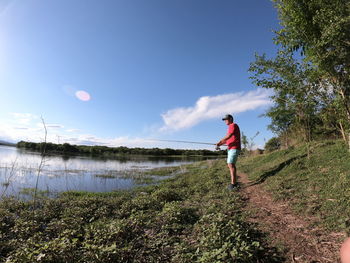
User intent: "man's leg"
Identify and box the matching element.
[227,163,237,185]
[227,149,240,189]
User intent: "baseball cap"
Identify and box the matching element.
[222,114,233,121]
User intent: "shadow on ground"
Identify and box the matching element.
[245,154,307,187]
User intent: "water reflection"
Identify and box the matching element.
[0,145,213,198]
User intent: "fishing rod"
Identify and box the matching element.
[146,139,223,150]
[146,139,216,146]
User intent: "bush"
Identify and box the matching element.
[264,137,281,152]
[151,188,183,203]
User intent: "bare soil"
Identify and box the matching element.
[239,172,345,263]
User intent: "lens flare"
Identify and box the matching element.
[75,90,91,101]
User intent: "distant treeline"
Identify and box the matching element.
[0,141,16,147]
[16,141,225,157]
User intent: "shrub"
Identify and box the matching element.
[264,137,281,152]
[151,188,183,203]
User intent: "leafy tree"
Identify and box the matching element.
[241,132,248,150]
[273,0,350,146]
[249,50,321,151]
[315,87,349,140]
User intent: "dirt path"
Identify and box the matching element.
[238,172,345,263]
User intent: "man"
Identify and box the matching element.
[216,114,241,190]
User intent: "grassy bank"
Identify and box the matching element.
[239,140,350,232]
[0,160,281,263]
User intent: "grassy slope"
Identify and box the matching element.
[0,160,282,263]
[239,140,350,232]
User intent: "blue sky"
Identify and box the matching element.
[0,0,279,149]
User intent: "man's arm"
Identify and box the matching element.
[216,132,234,146]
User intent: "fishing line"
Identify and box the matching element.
[145,139,216,146]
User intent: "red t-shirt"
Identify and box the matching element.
[226,123,241,150]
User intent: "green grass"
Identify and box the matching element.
[143,166,183,176]
[19,188,51,198]
[239,140,350,232]
[93,166,182,185]
[0,160,282,263]
[94,174,117,179]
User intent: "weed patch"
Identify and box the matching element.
[0,160,282,262]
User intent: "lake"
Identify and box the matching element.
[0,145,214,198]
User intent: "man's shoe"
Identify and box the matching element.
[227,183,239,190]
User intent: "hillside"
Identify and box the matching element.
[239,140,350,233]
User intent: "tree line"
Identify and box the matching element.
[16,141,226,157]
[250,0,350,152]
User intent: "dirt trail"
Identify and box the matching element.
[238,172,345,263]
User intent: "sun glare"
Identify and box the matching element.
[75,90,91,101]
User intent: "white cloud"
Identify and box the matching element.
[66,129,80,133]
[64,135,156,148]
[0,89,272,150]
[0,123,43,143]
[11,113,38,125]
[0,112,156,148]
[46,124,64,129]
[160,88,272,132]
[0,122,212,149]
[33,122,64,130]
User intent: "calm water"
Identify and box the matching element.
[0,145,209,198]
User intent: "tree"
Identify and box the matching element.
[273,0,350,147]
[241,132,248,150]
[249,50,321,152]
[248,131,260,151]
